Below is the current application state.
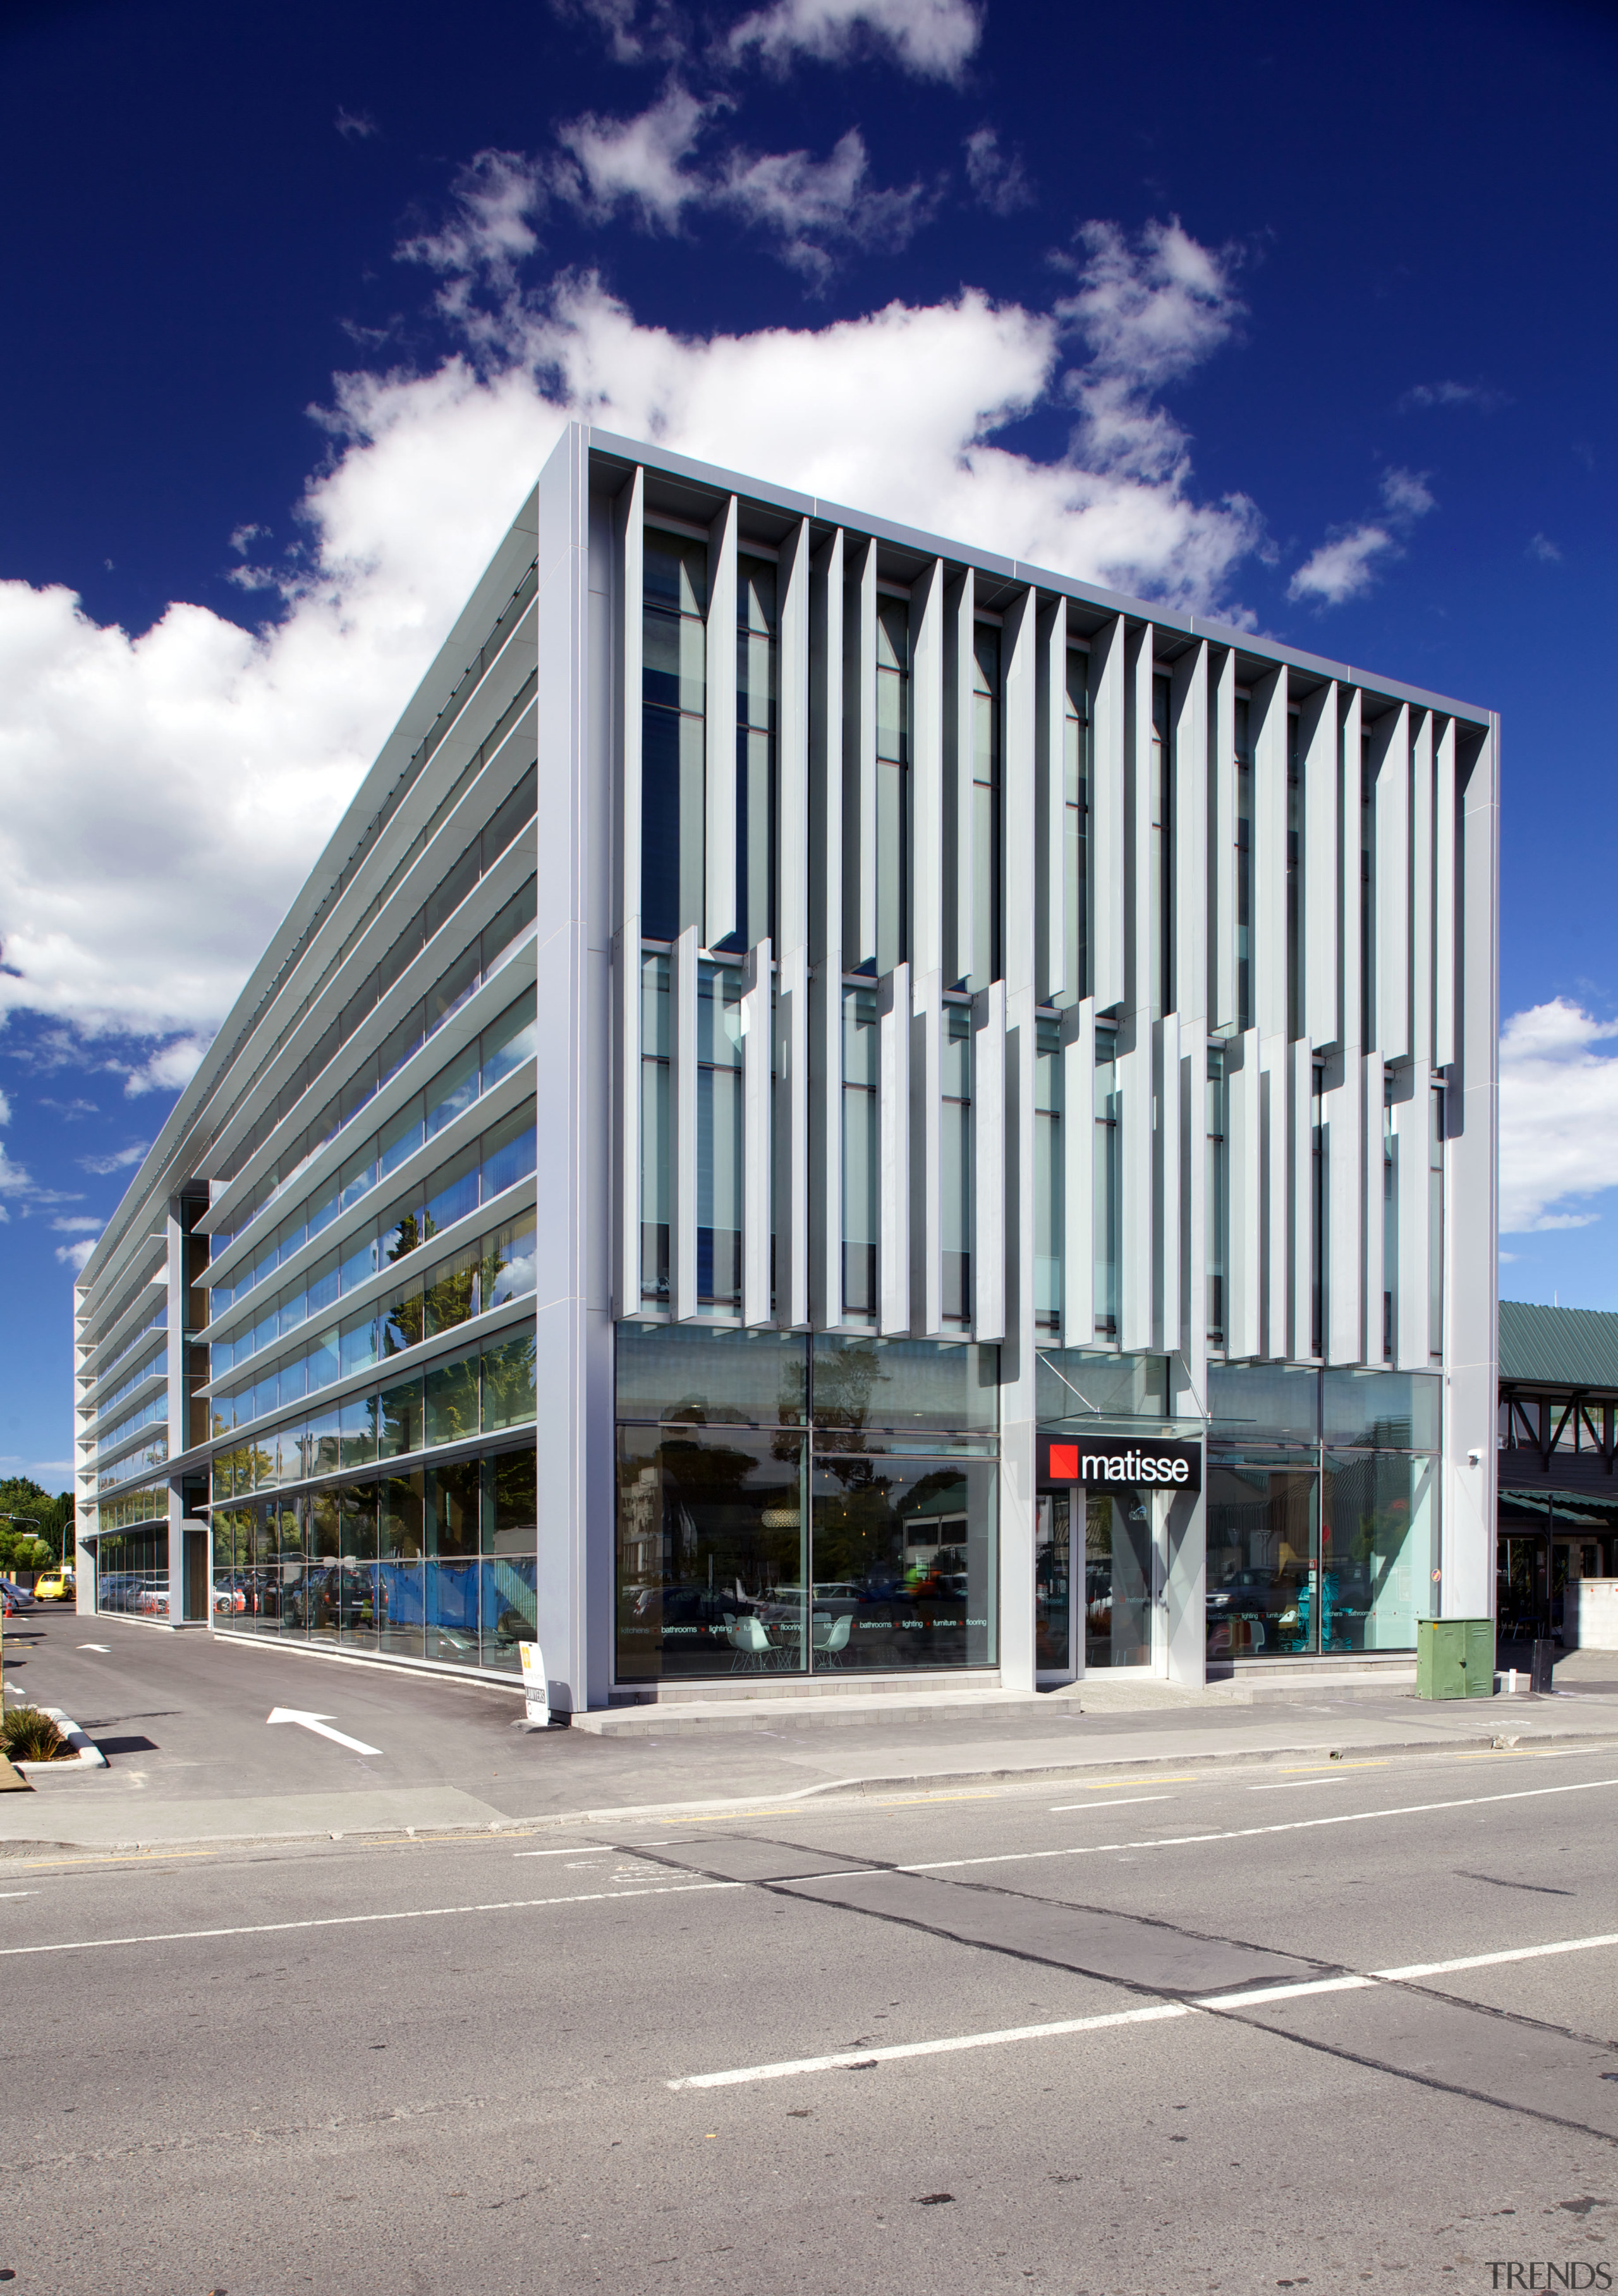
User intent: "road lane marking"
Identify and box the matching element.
[1072,1777,1199,1790]
[667,2002,1194,2089]
[1273,1761,1390,1774]
[894,1775,1618,1876]
[0,1880,743,1959]
[76,1644,111,1652]
[1373,1933,1618,1982]
[668,1935,1618,2091]
[1194,1975,1378,2008]
[1249,1778,1351,1791]
[266,1707,382,1757]
[513,1845,616,1858]
[1048,1795,1174,1813]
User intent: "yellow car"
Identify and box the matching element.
[32,1570,75,1603]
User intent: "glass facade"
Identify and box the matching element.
[1204,1366,1439,1658]
[614,1324,998,1681]
[211,1445,536,1673]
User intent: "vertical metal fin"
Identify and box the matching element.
[1301,679,1339,1048]
[944,566,975,988]
[843,538,877,969]
[742,937,773,1327]
[671,923,700,1322]
[1061,998,1095,1347]
[1372,702,1411,1062]
[1363,1049,1386,1364]
[612,469,643,1320]
[973,981,1007,1342]
[1089,614,1126,1014]
[809,531,844,1332]
[879,961,911,1334]
[1396,1060,1431,1368]
[1209,647,1238,1033]
[1324,1049,1365,1366]
[911,968,944,1338]
[1118,1027,1153,1354]
[705,495,738,949]
[1227,1030,1262,1361]
[1291,1038,1315,1360]
[1171,640,1209,1029]
[910,558,946,985]
[1409,710,1435,1071]
[1433,717,1457,1072]
[1155,1013,1182,1356]
[1036,597,1066,1005]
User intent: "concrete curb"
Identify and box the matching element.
[12,1708,107,1775]
[2,1712,1616,1856]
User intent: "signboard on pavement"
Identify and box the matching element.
[518,1639,549,1728]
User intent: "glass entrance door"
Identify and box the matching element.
[1085,1493,1153,1668]
[1035,1491,1073,1679]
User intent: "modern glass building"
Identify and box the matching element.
[71,425,1500,1709]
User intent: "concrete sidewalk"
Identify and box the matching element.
[3,1620,1615,1854]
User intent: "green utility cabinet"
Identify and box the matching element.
[1416,1618,1495,1699]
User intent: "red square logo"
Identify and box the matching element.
[1049,1443,1080,1481]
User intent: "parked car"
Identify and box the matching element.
[33,1569,75,1603]
[0,1579,40,1614]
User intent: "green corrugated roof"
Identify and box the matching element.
[1499,1299,1618,1388]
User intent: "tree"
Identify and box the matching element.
[0,1478,75,1567]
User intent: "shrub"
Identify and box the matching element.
[1,1706,65,1763]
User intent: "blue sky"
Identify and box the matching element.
[1,0,1614,1484]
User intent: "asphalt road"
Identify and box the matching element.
[2,1717,1615,2293]
[8,1608,1617,1850]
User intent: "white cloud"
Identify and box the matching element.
[123,1036,210,1097]
[727,0,980,80]
[1500,997,1618,1233]
[0,219,1263,1058]
[335,107,380,142]
[963,126,1031,216]
[552,0,689,67]
[1399,378,1510,413]
[1529,532,1562,564]
[401,149,547,289]
[539,94,933,275]
[1056,217,1246,487]
[77,1143,152,1175]
[1289,465,1435,605]
[0,1086,10,1125]
[54,1239,97,1271]
[51,1215,103,1232]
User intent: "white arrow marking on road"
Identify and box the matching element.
[78,1644,111,1652]
[266,1708,382,1757]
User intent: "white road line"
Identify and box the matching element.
[1249,1777,1349,1791]
[513,1845,616,1858]
[668,1935,1618,2090]
[76,1644,110,1652]
[1373,1933,1618,1982]
[1195,1974,1378,2009]
[1048,1795,1173,1813]
[893,1776,1618,1877]
[0,1879,743,1959]
[666,2003,1194,2089]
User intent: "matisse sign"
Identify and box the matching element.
[1039,1435,1201,1494]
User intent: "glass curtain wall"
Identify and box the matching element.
[970,624,1000,991]
[698,963,743,1311]
[1062,648,1089,1003]
[642,531,707,942]
[1094,1028,1119,1335]
[734,554,776,952]
[842,986,879,1320]
[875,595,909,976]
[210,1445,536,1673]
[614,1325,999,1681]
[641,954,671,1307]
[942,1001,972,1325]
[1033,1017,1062,1331]
[1205,1367,1439,1658]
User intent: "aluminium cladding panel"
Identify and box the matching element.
[808,530,844,1330]
[704,494,739,951]
[1289,1037,1315,1364]
[1299,677,1339,1051]
[910,969,944,1339]
[1176,1014,1207,1393]
[910,558,946,987]
[1434,715,1459,1072]
[775,518,812,1329]
[1324,1048,1365,1366]
[530,431,612,1716]
[943,565,975,993]
[1089,614,1126,1014]
[973,980,1007,1343]
[1060,997,1095,1347]
[1395,1058,1431,1370]
[1250,666,1287,1046]
[1372,701,1411,1064]
[1153,1014,1182,1360]
[1209,647,1238,1035]
[742,938,773,1328]
[671,925,700,1324]
[1123,623,1153,1023]
[1034,597,1066,1007]
[1444,715,1499,1618]
[612,469,643,1321]
[1226,1030,1261,1362]
[1171,641,1210,1030]
[1411,709,1436,1071]
[1117,1027,1152,1356]
[878,961,911,1335]
[843,537,879,971]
